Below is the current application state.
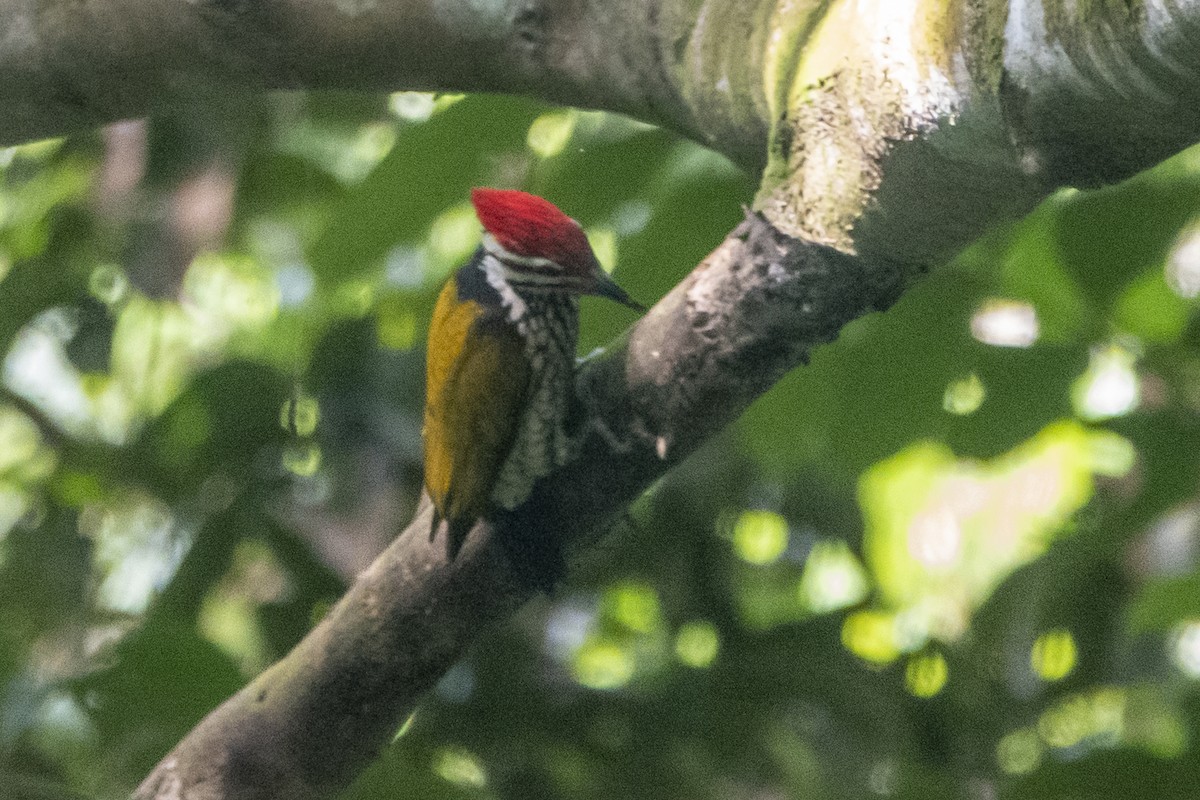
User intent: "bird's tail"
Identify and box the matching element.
[427,501,472,559]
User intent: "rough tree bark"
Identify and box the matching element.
[3,1,1199,798]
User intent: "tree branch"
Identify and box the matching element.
[133,211,903,800]
[7,1,1200,271]
[0,0,766,168]
[756,1,1200,266]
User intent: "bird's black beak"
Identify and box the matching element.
[592,269,645,312]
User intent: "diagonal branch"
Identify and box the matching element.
[133,211,904,800]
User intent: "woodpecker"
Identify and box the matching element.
[423,188,641,557]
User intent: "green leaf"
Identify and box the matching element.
[131,361,290,500]
[1114,267,1189,344]
[80,620,244,776]
[1128,571,1200,633]
[307,96,546,286]
[1055,171,1200,312]
[946,343,1085,459]
[0,209,94,357]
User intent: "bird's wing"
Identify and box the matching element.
[424,286,529,546]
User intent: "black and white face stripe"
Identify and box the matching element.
[479,249,581,330]
[480,232,592,293]
[481,233,562,273]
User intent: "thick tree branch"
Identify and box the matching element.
[6,2,1200,271]
[756,1,1200,266]
[133,211,903,800]
[0,0,764,167]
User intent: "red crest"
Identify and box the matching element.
[470,188,595,274]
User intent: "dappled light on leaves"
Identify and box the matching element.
[1072,343,1140,420]
[1167,224,1200,298]
[198,540,289,676]
[391,713,415,742]
[88,264,128,306]
[183,253,279,331]
[0,406,47,479]
[796,539,869,613]
[997,728,1042,775]
[5,312,97,435]
[842,610,902,665]
[1116,270,1189,344]
[334,279,377,317]
[282,441,322,477]
[943,372,986,415]
[427,203,480,267]
[585,227,618,274]
[527,111,576,159]
[82,496,187,615]
[572,639,635,691]
[1088,430,1138,477]
[970,298,1039,348]
[546,581,673,692]
[674,621,720,668]
[858,422,1122,658]
[998,685,1197,769]
[1037,688,1126,753]
[612,201,652,237]
[278,118,397,185]
[280,394,320,437]
[605,582,662,634]
[732,509,789,565]
[275,262,316,308]
[905,650,948,698]
[543,600,597,663]
[383,244,428,289]
[110,300,199,418]
[0,483,29,546]
[432,746,488,789]
[1172,622,1200,678]
[388,92,437,123]
[1031,629,1077,682]
[375,298,418,350]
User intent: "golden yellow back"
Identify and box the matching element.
[423,279,529,540]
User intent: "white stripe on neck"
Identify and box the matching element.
[481,251,527,322]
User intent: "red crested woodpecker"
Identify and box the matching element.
[423,188,641,556]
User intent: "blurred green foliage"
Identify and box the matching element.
[1,92,1200,800]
